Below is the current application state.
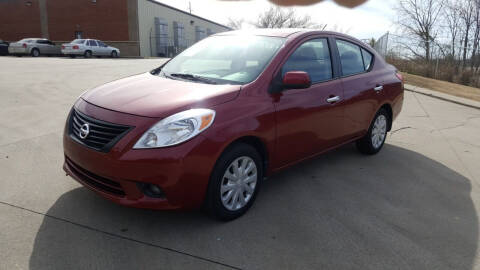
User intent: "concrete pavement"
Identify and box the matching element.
[0,57,479,270]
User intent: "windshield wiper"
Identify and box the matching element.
[169,73,217,84]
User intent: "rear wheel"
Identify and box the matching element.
[111,51,118,58]
[84,50,92,58]
[205,143,263,221]
[31,48,40,57]
[356,108,389,155]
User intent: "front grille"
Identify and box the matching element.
[69,109,132,152]
[65,157,126,197]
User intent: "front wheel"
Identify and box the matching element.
[205,143,263,221]
[356,108,389,155]
[111,51,118,58]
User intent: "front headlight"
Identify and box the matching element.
[133,108,215,149]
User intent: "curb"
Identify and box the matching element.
[404,84,480,110]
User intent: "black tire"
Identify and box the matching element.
[31,48,40,57]
[111,51,118,58]
[204,143,263,221]
[69,55,76,58]
[356,108,390,155]
[84,50,92,58]
[15,54,22,57]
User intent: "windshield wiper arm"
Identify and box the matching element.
[169,73,217,84]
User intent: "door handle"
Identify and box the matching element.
[374,85,384,92]
[326,96,341,103]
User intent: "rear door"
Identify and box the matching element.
[273,37,345,166]
[87,40,99,55]
[36,40,49,54]
[335,38,383,138]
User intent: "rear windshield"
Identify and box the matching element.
[72,39,85,44]
[18,39,34,43]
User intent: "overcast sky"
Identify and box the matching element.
[155,0,397,40]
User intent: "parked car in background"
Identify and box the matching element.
[8,38,61,57]
[63,29,404,220]
[0,40,9,55]
[61,39,120,58]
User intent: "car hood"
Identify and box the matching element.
[81,73,241,118]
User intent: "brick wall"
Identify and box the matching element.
[46,0,129,41]
[0,0,130,42]
[0,0,42,41]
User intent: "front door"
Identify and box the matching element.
[273,38,345,166]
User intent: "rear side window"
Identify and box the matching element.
[336,40,364,76]
[88,40,98,46]
[282,38,333,83]
[361,48,373,70]
[97,40,106,47]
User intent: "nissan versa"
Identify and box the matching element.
[63,29,404,220]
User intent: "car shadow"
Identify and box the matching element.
[29,144,478,270]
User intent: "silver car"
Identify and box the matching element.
[8,38,61,57]
[61,39,120,58]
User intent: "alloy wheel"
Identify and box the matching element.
[371,114,387,149]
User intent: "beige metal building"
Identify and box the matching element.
[137,0,231,57]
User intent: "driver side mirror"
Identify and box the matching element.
[282,71,311,90]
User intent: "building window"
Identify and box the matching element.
[75,31,83,39]
[173,22,186,48]
[195,26,206,42]
[154,17,169,57]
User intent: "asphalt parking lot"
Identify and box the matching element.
[1,56,480,270]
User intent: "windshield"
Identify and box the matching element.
[160,35,285,85]
[72,39,85,44]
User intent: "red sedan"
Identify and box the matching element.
[63,29,404,220]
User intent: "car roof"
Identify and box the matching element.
[215,28,356,39]
[215,28,370,48]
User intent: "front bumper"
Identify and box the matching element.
[63,99,221,210]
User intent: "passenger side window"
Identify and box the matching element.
[336,40,365,76]
[282,38,332,83]
[88,40,98,46]
[97,41,107,47]
[361,48,373,70]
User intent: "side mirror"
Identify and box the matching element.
[282,71,311,90]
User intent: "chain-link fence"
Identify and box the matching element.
[372,32,480,87]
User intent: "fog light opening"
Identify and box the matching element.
[137,183,166,198]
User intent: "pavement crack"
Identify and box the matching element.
[0,201,241,270]
[391,126,414,134]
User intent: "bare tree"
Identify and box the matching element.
[457,0,476,68]
[253,6,326,29]
[227,18,245,30]
[470,0,480,70]
[396,0,445,62]
[444,0,462,60]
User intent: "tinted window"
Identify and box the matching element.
[88,40,98,46]
[361,48,373,70]
[282,38,332,83]
[36,40,47,44]
[97,40,106,47]
[336,40,365,76]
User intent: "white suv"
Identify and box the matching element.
[61,39,120,58]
